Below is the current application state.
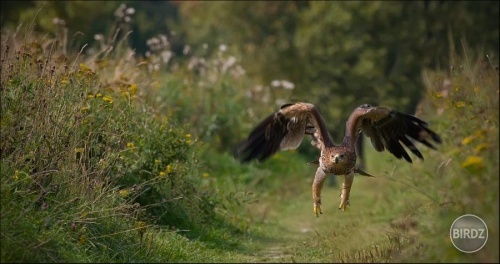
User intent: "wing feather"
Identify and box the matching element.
[346,104,441,163]
[235,102,332,163]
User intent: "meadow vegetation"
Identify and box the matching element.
[1,14,498,263]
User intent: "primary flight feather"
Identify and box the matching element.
[235,102,442,217]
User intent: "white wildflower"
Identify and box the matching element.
[94,34,104,41]
[232,65,246,77]
[271,80,281,87]
[125,7,135,15]
[183,45,191,55]
[253,85,263,92]
[161,50,172,64]
[281,80,295,90]
[222,56,237,73]
[159,35,168,46]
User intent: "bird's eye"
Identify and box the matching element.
[340,154,345,158]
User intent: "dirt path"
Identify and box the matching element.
[247,185,342,262]
[244,173,404,263]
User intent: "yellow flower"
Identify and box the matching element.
[154,159,160,165]
[119,189,130,197]
[126,142,135,149]
[80,63,91,72]
[12,170,20,181]
[81,106,90,112]
[135,221,146,230]
[202,172,209,178]
[474,143,490,153]
[446,148,461,156]
[74,147,84,153]
[432,91,443,98]
[79,235,87,244]
[135,221,147,238]
[166,164,173,173]
[159,171,167,178]
[474,129,487,137]
[128,84,138,95]
[96,93,103,98]
[454,101,466,108]
[87,94,95,99]
[185,133,193,144]
[461,135,476,146]
[461,155,485,169]
[103,95,113,104]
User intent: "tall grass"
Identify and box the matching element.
[0,14,259,262]
[410,47,499,262]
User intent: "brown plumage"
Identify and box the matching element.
[235,102,441,217]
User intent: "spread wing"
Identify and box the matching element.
[345,104,442,163]
[235,102,333,163]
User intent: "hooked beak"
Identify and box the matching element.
[334,156,339,163]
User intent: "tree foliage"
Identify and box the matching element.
[177,1,498,139]
[2,0,497,140]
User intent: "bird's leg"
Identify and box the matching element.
[312,167,327,217]
[339,172,354,211]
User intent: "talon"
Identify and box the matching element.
[339,190,351,211]
[314,203,322,217]
[338,199,350,211]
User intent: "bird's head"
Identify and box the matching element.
[358,104,374,114]
[331,153,346,164]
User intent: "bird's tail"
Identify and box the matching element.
[354,167,375,177]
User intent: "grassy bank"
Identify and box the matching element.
[0,21,249,262]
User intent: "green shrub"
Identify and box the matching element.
[0,20,243,262]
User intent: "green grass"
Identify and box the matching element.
[1,17,498,263]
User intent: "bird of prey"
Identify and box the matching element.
[235,102,441,217]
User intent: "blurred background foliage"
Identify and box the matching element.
[1,0,498,146]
